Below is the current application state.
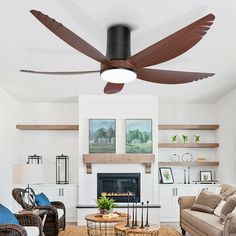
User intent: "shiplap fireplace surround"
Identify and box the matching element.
[77,96,159,224]
[78,153,159,225]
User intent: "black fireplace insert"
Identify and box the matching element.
[97,173,140,202]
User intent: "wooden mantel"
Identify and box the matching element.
[83,154,155,174]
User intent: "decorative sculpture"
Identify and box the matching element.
[140,202,145,229]
[145,201,150,227]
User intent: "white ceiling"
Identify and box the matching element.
[1,0,236,103]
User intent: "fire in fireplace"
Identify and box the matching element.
[97,173,140,202]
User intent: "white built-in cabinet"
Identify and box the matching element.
[13,184,78,222]
[159,184,220,222]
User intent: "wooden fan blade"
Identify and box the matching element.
[127,14,215,68]
[20,69,100,75]
[30,10,110,63]
[137,68,214,84]
[104,82,124,94]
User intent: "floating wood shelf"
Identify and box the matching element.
[158,143,219,148]
[159,161,219,166]
[158,124,219,130]
[16,125,79,130]
[83,154,155,174]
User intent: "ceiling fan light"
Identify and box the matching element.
[101,68,136,84]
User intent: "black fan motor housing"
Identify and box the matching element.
[106,25,131,60]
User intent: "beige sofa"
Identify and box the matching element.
[178,184,236,236]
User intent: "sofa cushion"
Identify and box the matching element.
[220,184,236,200]
[191,189,223,213]
[220,195,236,223]
[57,209,64,219]
[35,193,51,206]
[24,226,40,236]
[0,204,19,225]
[182,209,224,236]
[214,200,226,217]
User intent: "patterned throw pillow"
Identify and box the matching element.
[220,195,236,223]
[191,189,223,213]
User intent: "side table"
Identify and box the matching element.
[115,221,160,236]
[85,213,127,236]
[19,209,47,236]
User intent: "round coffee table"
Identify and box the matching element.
[115,221,160,236]
[85,213,127,236]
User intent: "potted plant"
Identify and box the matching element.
[171,135,177,143]
[194,135,200,143]
[96,195,116,214]
[182,135,189,143]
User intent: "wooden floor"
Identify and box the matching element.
[59,226,181,236]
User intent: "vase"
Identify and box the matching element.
[99,209,111,215]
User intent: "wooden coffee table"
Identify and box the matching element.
[85,213,127,236]
[115,221,160,236]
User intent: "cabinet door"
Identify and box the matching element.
[46,187,61,201]
[190,185,209,196]
[159,187,174,218]
[61,187,77,221]
[172,187,189,218]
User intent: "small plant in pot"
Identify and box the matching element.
[96,194,116,215]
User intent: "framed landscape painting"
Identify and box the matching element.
[126,119,152,153]
[89,119,116,153]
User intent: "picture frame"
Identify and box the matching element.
[159,167,174,184]
[200,171,212,182]
[89,119,116,153]
[125,119,152,154]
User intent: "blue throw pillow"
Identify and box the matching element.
[0,204,19,225]
[35,193,51,206]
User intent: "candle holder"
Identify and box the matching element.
[56,154,69,184]
[140,202,145,229]
[131,200,135,229]
[27,154,42,164]
[125,192,130,227]
[134,200,138,227]
[145,201,150,227]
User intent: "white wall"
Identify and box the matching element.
[215,89,236,184]
[159,103,218,183]
[0,90,79,208]
[0,89,19,209]
[78,95,159,203]
[17,103,79,184]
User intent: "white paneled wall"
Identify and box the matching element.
[0,89,19,209]
[159,103,218,184]
[16,103,79,184]
[78,95,159,205]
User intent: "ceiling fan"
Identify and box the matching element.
[21,10,215,94]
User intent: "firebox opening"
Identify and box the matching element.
[97,173,140,202]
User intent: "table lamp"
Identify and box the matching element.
[12,164,43,210]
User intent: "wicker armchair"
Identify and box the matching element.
[12,188,66,236]
[0,212,43,236]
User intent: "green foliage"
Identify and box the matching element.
[182,135,189,143]
[126,129,150,144]
[194,135,200,143]
[94,126,115,143]
[171,135,177,143]
[126,143,152,153]
[96,196,116,210]
[89,143,115,153]
[163,171,170,180]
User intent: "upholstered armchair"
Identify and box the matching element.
[12,188,66,236]
[0,208,43,236]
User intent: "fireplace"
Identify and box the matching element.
[97,173,140,202]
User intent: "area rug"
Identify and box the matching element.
[59,226,181,236]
